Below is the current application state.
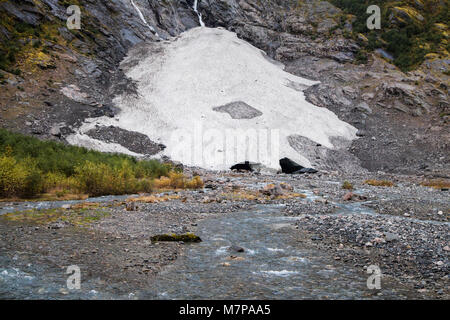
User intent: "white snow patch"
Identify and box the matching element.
[66,132,142,157]
[70,28,357,170]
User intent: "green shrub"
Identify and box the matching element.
[0,155,26,197]
[330,0,449,71]
[342,181,353,190]
[0,129,174,198]
[0,155,43,198]
[74,161,115,196]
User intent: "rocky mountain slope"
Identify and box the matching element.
[0,0,448,176]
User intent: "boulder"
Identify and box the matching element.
[126,202,139,211]
[279,158,318,174]
[261,183,284,197]
[343,192,368,201]
[230,161,260,172]
[280,182,294,192]
[279,157,304,174]
[343,192,354,201]
[228,245,245,253]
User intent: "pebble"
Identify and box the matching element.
[384,232,400,242]
[373,237,386,244]
[59,288,69,295]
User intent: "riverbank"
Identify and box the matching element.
[0,170,448,299]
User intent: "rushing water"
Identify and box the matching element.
[0,255,133,300]
[0,194,132,215]
[137,205,415,299]
[0,191,435,299]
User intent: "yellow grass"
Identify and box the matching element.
[420,179,450,189]
[364,179,394,187]
[221,190,307,201]
[127,194,180,203]
[153,172,204,190]
[70,202,101,210]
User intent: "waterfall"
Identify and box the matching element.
[193,0,205,27]
[130,0,160,38]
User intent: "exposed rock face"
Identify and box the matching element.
[291,55,449,175]
[287,135,364,174]
[0,1,43,26]
[86,126,165,156]
[200,0,358,61]
[213,101,262,119]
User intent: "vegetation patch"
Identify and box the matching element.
[364,179,395,187]
[0,128,185,199]
[420,179,450,189]
[153,172,204,190]
[150,233,202,243]
[1,207,110,226]
[127,194,181,203]
[0,0,106,75]
[342,181,354,190]
[330,0,449,71]
[221,189,306,202]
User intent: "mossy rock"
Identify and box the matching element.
[150,233,202,243]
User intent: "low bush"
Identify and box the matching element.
[0,129,202,198]
[342,181,353,190]
[153,172,204,190]
[364,179,394,187]
[0,155,44,197]
[420,179,450,189]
